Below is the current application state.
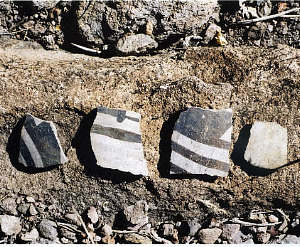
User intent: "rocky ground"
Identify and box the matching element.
[0,0,299,244]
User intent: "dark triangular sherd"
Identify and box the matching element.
[18,114,68,168]
[170,107,233,177]
[90,106,149,176]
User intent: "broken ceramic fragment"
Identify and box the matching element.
[18,114,68,168]
[244,121,287,169]
[170,107,233,177]
[90,106,148,176]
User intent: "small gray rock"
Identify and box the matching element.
[1,198,18,215]
[116,34,158,55]
[29,205,38,216]
[222,223,240,240]
[87,206,98,224]
[18,114,68,168]
[64,213,81,226]
[31,0,60,10]
[256,232,271,243]
[198,228,222,244]
[244,121,287,169]
[58,227,77,241]
[203,23,221,44]
[161,223,175,237]
[280,235,300,244]
[187,219,201,236]
[123,200,148,230]
[0,215,22,236]
[20,228,39,242]
[17,203,30,215]
[101,224,113,236]
[37,219,58,240]
[123,233,152,244]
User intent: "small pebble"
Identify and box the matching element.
[26,196,35,203]
[87,206,98,224]
[29,205,38,216]
[268,215,279,223]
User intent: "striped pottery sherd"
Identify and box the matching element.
[170,107,233,177]
[90,106,149,176]
[18,114,68,168]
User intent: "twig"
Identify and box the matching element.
[0,240,6,244]
[57,222,83,234]
[112,230,137,234]
[281,15,300,18]
[70,43,102,55]
[231,218,282,227]
[72,206,94,244]
[238,7,300,24]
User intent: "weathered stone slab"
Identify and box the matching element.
[170,107,233,177]
[244,121,287,169]
[116,34,158,55]
[18,114,68,168]
[90,106,148,176]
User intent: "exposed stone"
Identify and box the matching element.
[101,224,113,236]
[244,121,287,169]
[280,235,300,244]
[256,232,271,243]
[170,107,233,177]
[75,0,220,50]
[90,106,148,176]
[20,228,39,242]
[29,205,38,216]
[37,219,58,240]
[18,114,68,168]
[0,215,22,236]
[116,34,158,55]
[17,203,30,215]
[161,223,175,237]
[25,196,35,203]
[87,206,98,224]
[65,213,81,227]
[268,214,279,223]
[123,200,148,230]
[31,0,60,10]
[1,198,18,215]
[58,227,77,241]
[187,219,201,236]
[222,223,240,240]
[198,228,222,244]
[203,23,221,44]
[123,233,152,244]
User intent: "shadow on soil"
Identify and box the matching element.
[157,110,217,183]
[72,108,141,184]
[6,116,58,174]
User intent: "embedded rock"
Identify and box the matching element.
[123,233,152,244]
[75,0,220,49]
[198,228,222,244]
[37,219,58,240]
[222,223,240,240]
[244,121,287,169]
[90,106,148,176]
[0,215,22,236]
[18,114,68,168]
[123,200,148,230]
[20,228,39,242]
[170,107,233,177]
[1,198,18,216]
[116,34,158,55]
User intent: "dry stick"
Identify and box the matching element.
[281,15,300,18]
[57,222,83,234]
[238,7,300,24]
[72,206,95,244]
[70,43,102,54]
[231,218,282,227]
[112,230,137,234]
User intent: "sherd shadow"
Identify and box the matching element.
[157,110,217,182]
[231,124,276,177]
[6,116,58,174]
[71,108,141,184]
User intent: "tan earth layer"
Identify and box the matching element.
[0,43,299,221]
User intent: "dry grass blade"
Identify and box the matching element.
[231,217,282,227]
[70,43,102,54]
[72,206,95,244]
[57,222,83,234]
[112,230,137,234]
[238,7,300,24]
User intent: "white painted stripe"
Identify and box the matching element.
[220,126,232,142]
[21,128,44,168]
[126,111,140,120]
[90,133,148,176]
[170,151,227,177]
[32,115,43,126]
[172,131,229,164]
[18,153,27,166]
[94,113,141,135]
